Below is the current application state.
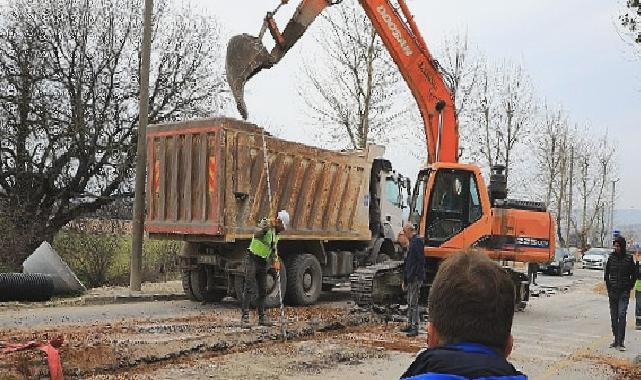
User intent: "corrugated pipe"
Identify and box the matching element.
[0,273,54,302]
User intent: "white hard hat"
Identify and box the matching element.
[277,210,290,229]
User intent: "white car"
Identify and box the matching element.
[582,248,610,270]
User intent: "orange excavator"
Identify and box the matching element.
[226,0,554,309]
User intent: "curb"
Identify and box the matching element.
[0,293,188,310]
[82,293,188,305]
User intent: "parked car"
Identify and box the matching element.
[541,247,575,276]
[582,248,610,270]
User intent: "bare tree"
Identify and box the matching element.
[466,59,499,169]
[620,0,640,46]
[573,132,617,249]
[0,0,229,270]
[438,32,481,121]
[436,32,482,161]
[536,104,573,243]
[493,62,536,182]
[466,60,536,194]
[298,3,407,150]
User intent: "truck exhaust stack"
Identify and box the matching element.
[226,34,274,120]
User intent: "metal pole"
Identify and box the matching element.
[610,179,619,241]
[130,0,153,291]
[261,131,287,340]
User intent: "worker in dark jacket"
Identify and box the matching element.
[241,210,289,328]
[401,223,426,337]
[401,251,525,380]
[604,236,636,351]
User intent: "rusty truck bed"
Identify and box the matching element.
[145,118,379,242]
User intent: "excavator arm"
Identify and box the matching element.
[226,0,459,164]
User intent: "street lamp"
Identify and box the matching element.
[610,178,620,243]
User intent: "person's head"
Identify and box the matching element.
[402,222,416,238]
[276,210,290,233]
[614,236,626,255]
[427,251,515,357]
[397,231,409,249]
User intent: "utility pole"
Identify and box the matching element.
[130,0,154,291]
[610,178,620,242]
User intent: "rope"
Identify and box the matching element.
[261,130,287,341]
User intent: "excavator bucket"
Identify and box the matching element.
[226,34,274,120]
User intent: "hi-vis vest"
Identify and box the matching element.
[249,229,279,259]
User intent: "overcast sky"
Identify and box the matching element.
[199,0,641,210]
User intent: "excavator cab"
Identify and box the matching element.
[423,168,484,247]
[410,167,484,247]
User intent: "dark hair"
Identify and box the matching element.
[428,251,515,351]
[614,236,627,254]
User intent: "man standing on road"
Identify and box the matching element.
[401,252,525,379]
[605,236,636,351]
[401,223,425,338]
[241,210,289,328]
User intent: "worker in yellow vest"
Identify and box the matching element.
[241,210,290,327]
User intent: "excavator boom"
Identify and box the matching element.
[225,0,459,164]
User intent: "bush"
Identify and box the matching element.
[53,231,181,288]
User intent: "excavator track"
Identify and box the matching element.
[349,260,405,308]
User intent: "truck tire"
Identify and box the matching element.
[234,263,287,309]
[182,266,226,303]
[286,254,322,306]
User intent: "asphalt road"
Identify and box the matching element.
[0,267,637,379]
[512,267,640,379]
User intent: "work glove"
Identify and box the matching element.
[271,255,281,271]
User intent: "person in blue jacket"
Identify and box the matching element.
[401,251,526,380]
[401,223,426,337]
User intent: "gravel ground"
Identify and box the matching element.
[1,268,640,379]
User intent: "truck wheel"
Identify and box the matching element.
[234,264,287,309]
[182,269,201,301]
[286,254,322,306]
[182,266,226,303]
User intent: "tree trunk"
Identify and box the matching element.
[0,212,55,272]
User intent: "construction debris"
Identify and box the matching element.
[23,242,86,295]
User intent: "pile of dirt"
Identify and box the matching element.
[0,305,398,379]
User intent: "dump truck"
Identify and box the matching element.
[145,117,410,306]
